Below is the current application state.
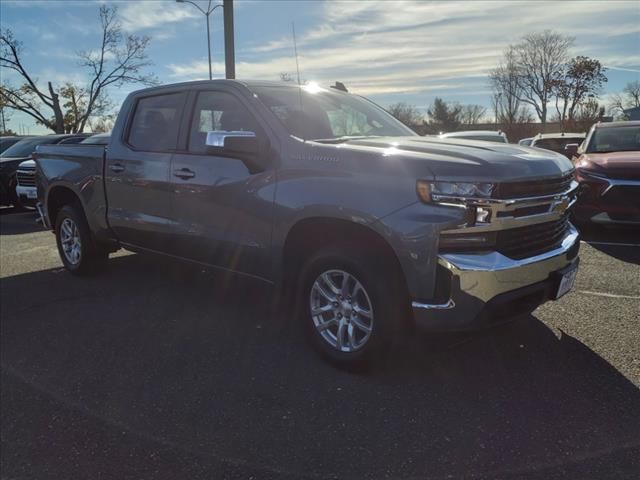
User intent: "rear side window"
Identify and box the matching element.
[188,91,260,154]
[127,93,185,152]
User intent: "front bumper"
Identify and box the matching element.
[16,185,38,206]
[574,175,640,225]
[412,224,580,331]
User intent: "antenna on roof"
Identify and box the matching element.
[292,22,301,85]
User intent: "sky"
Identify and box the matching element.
[1,0,639,134]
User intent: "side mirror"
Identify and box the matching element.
[205,130,269,173]
[206,131,258,153]
[564,143,579,158]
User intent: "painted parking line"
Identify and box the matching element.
[576,290,640,300]
[581,241,640,248]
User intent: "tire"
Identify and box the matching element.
[55,203,108,275]
[297,244,407,368]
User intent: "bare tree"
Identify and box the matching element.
[460,104,487,125]
[387,102,424,127]
[550,56,607,129]
[0,6,156,134]
[512,30,574,124]
[623,80,640,107]
[489,46,530,126]
[609,80,640,118]
[0,94,12,134]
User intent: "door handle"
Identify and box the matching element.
[173,168,195,179]
[110,163,125,173]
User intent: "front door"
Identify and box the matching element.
[168,89,275,280]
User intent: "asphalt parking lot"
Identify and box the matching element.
[1,208,639,480]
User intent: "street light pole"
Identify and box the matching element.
[176,0,223,80]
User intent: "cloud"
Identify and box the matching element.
[119,1,199,31]
[167,0,639,99]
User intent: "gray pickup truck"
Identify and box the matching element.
[36,80,580,365]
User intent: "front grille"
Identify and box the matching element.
[16,170,36,187]
[602,185,640,221]
[496,216,570,259]
[494,173,573,199]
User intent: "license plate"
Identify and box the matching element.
[27,190,37,199]
[555,264,578,299]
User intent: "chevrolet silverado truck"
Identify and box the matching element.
[35,80,580,365]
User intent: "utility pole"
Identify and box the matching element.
[223,0,235,79]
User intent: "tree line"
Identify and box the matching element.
[387,30,638,136]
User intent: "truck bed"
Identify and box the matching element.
[35,143,108,234]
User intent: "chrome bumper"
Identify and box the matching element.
[412,224,580,331]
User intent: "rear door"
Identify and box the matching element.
[105,91,187,252]
[168,88,275,279]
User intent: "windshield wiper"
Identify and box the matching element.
[310,135,379,144]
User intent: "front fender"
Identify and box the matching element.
[374,202,467,300]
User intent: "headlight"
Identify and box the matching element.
[416,180,495,202]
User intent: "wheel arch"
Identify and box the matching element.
[46,184,84,231]
[281,216,409,302]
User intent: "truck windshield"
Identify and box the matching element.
[251,85,416,141]
[586,125,640,153]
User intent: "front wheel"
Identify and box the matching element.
[299,246,406,367]
[55,204,108,275]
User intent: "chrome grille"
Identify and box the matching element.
[494,173,574,199]
[16,169,36,187]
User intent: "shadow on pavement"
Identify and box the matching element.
[2,254,639,479]
[0,209,43,235]
[578,224,640,265]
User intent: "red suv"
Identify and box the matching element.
[570,121,640,227]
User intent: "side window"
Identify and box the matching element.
[188,91,259,154]
[127,93,185,152]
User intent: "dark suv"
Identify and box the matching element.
[0,134,89,208]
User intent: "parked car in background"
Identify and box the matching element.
[518,137,533,146]
[439,130,509,143]
[35,80,580,366]
[80,132,111,145]
[1,134,90,208]
[15,160,38,207]
[530,132,586,158]
[16,134,105,208]
[571,121,640,226]
[0,136,27,155]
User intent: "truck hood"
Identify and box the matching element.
[334,136,574,182]
[16,159,36,169]
[0,155,31,164]
[579,151,640,179]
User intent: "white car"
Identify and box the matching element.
[439,130,509,143]
[15,159,37,206]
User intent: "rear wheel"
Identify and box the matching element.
[55,204,108,275]
[298,245,406,367]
